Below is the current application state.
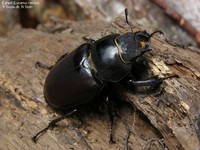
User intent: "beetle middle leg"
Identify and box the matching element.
[105,95,131,149]
[32,109,77,143]
[116,109,131,150]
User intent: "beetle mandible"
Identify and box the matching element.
[32,8,173,147]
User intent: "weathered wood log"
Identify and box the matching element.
[0,15,199,150]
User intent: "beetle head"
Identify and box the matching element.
[115,30,163,64]
[118,8,164,64]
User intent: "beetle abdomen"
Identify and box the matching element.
[44,44,103,110]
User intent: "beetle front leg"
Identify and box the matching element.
[127,74,178,86]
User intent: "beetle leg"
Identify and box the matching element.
[108,105,116,144]
[107,96,131,149]
[35,53,68,70]
[116,110,131,150]
[55,52,68,63]
[127,74,178,86]
[32,109,77,143]
[105,96,116,144]
[82,36,95,44]
[108,111,115,144]
[35,61,53,70]
[127,77,161,86]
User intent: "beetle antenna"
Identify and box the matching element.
[150,30,164,37]
[125,8,133,32]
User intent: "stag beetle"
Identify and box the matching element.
[32,9,174,148]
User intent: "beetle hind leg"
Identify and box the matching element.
[32,109,77,143]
